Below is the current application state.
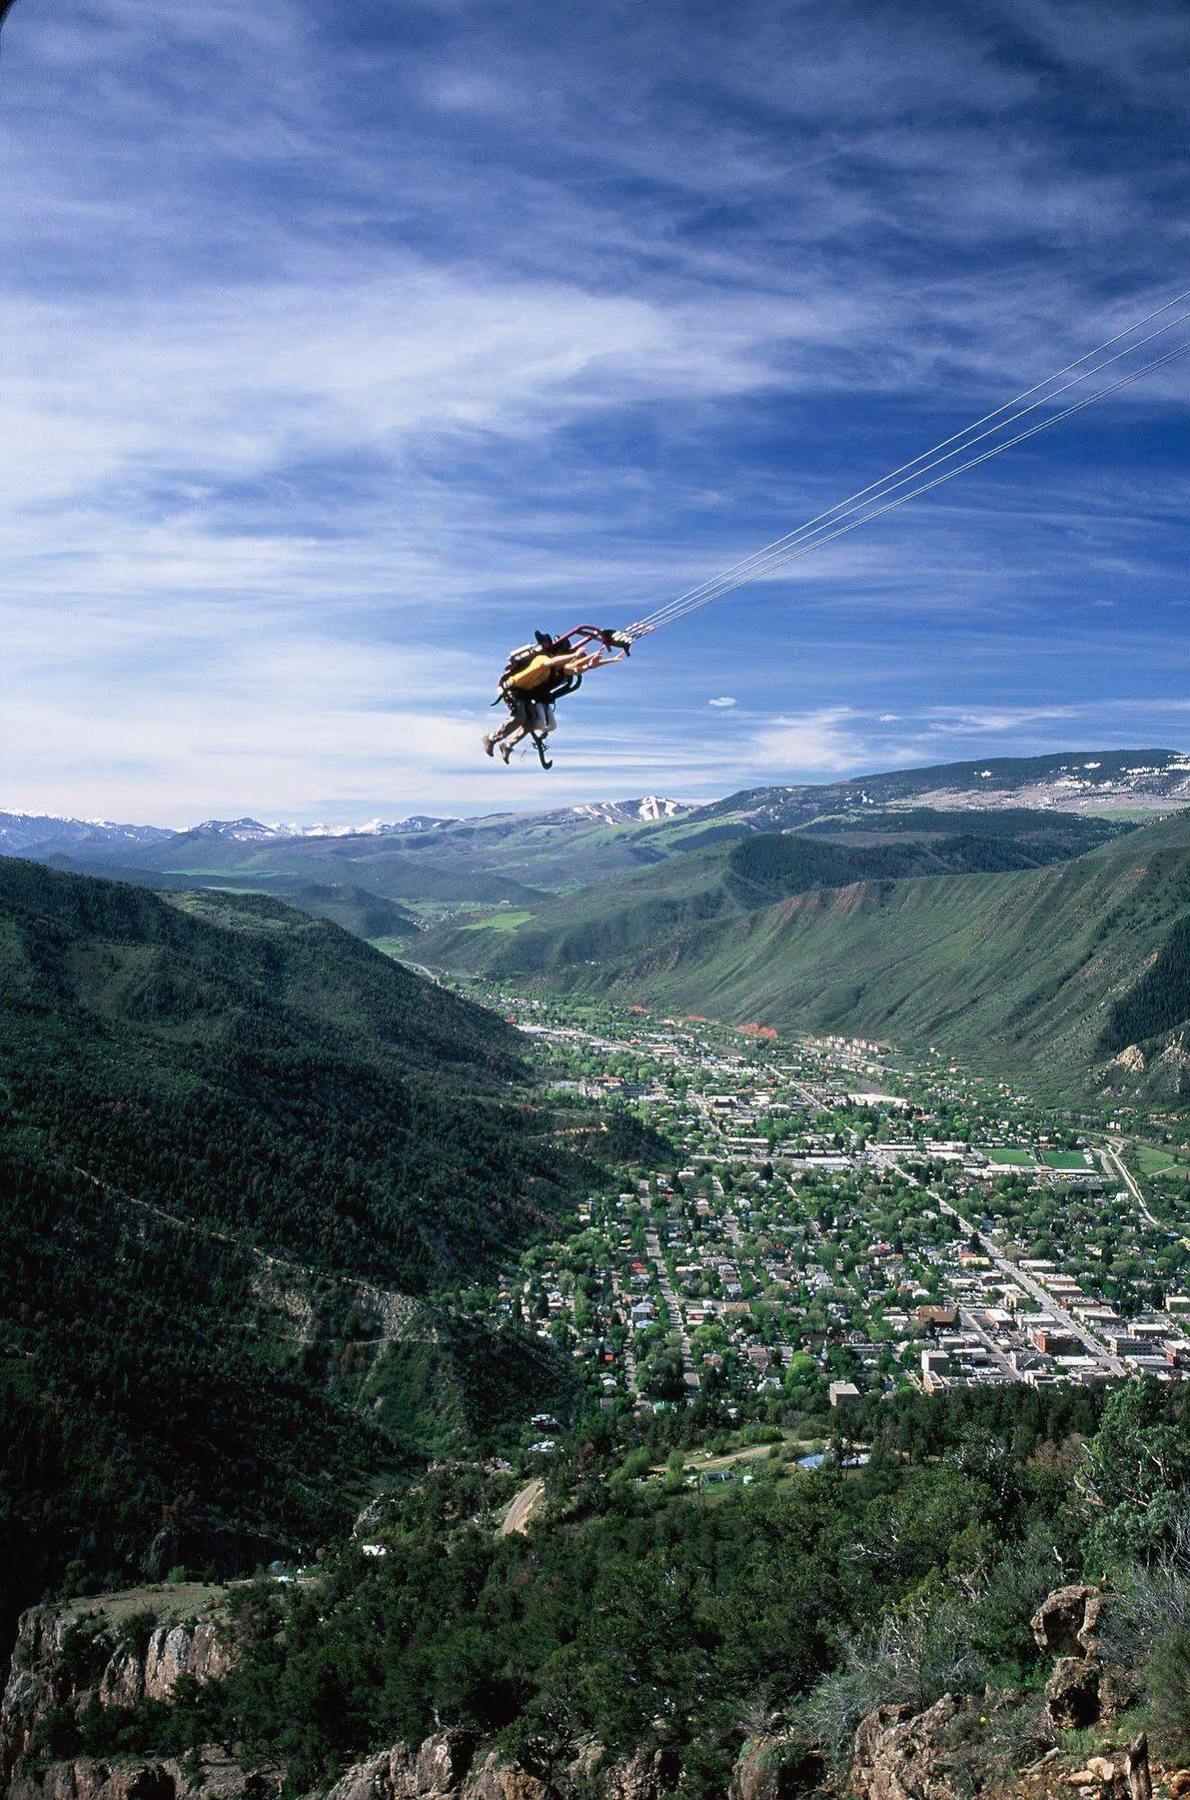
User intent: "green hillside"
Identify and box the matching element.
[45,858,422,942]
[426,813,1190,1095]
[419,815,1132,981]
[0,857,602,1632]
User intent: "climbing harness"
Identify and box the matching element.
[492,626,634,769]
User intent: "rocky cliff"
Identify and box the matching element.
[2,1589,233,1786]
[7,1583,1188,1800]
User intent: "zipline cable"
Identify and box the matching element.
[635,301,1190,633]
[629,289,1190,638]
[629,330,1190,635]
[634,290,1190,631]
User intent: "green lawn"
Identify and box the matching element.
[460,909,537,934]
[1134,1144,1190,1179]
[1040,1151,1090,1170]
[984,1146,1036,1167]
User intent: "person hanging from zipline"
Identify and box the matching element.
[484,627,634,768]
[481,292,1190,769]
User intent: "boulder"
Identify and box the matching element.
[1045,1656,1102,1730]
[1031,1586,1104,1659]
[1066,1734,1152,1800]
[729,1736,819,1800]
[603,1748,679,1799]
[850,1695,963,1800]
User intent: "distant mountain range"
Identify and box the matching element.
[8,752,1189,893]
[425,803,1190,1100]
[10,753,1190,1098]
[0,810,175,856]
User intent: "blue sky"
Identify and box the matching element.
[2,0,1190,823]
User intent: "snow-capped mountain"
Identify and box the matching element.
[189,818,285,843]
[0,811,175,856]
[337,816,460,836]
[562,796,691,826]
[195,816,461,841]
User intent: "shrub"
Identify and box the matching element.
[797,1600,989,1767]
[1145,1627,1190,1757]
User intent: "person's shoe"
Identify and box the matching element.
[498,742,513,764]
[482,733,497,758]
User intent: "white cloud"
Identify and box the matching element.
[3,0,1190,819]
[748,707,872,772]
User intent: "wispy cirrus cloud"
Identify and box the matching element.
[2,0,1190,818]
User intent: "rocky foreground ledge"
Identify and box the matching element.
[4,1584,1190,1800]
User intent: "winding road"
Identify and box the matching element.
[500,1478,544,1537]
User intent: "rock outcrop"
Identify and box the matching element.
[728,1735,819,1800]
[321,1736,678,1800]
[849,1695,964,1800]
[323,1735,480,1800]
[1030,1585,1104,1660]
[2,1593,233,1783]
[1044,1655,1102,1730]
[7,1748,281,1800]
[602,1748,679,1799]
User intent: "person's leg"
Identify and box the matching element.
[498,723,532,761]
[484,695,528,756]
[496,695,535,761]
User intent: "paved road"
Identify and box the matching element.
[500,1479,544,1537]
[937,1197,1126,1376]
[1105,1139,1176,1237]
[952,1300,1019,1379]
[645,1228,700,1392]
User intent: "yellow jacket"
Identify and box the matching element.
[505,653,557,693]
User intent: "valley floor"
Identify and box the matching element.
[456,990,1190,1427]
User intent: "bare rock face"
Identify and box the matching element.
[323,1734,477,1800]
[7,1749,282,1800]
[7,1760,177,1800]
[1030,1585,1104,1659]
[602,1748,679,1799]
[1,1595,233,1784]
[320,1738,679,1800]
[1044,1655,1102,1730]
[728,1736,817,1800]
[849,1695,963,1800]
[459,1757,546,1800]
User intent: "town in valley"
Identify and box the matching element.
[450,986,1190,1452]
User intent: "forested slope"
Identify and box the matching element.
[427,815,1190,1094]
[0,858,601,1647]
[419,819,1119,979]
